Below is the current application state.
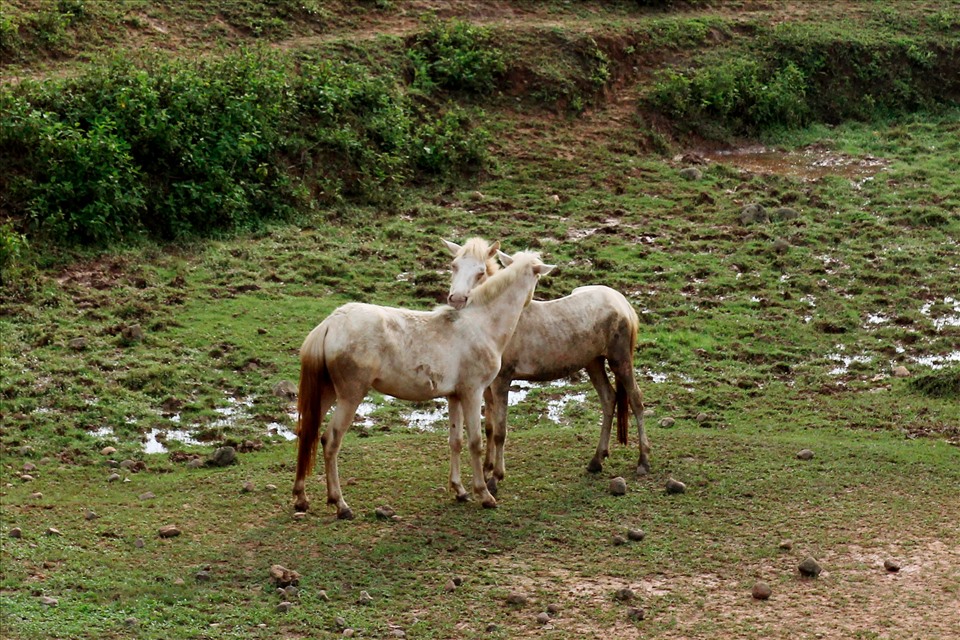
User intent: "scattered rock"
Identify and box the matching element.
[679,167,703,181]
[536,612,551,624]
[124,617,139,627]
[665,478,686,494]
[627,607,645,621]
[241,482,255,493]
[276,601,293,613]
[546,603,561,615]
[614,588,635,602]
[9,527,22,538]
[798,556,822,578]
[772,238,791,254]
[195,570,212,582]
[45,527,62,536]
[357,590,373,605]
[752,581,772,600]
[20,474,34,482]
[68,337,87,351]
[208,446,237,467]
[187,458,204,469]
[107,473,121,482]
[549,194,561,205]
[269,564,301,588]
[264,484,278,492]
[444,579,457,592]
[470,190,485,201]
[485,623,499,633]
[293,512,307,521]
[892,365,910,378]
[884,559,901,572]
[121,324,144,344]
[316,589,328,601]
[740,203,769,225]
[335,616,347,629]
[375,505,397,520]
[695,412,709,423]
[23,462,37,472]
[658,417,675,428]
[796,449,815,461]
[30,492,43,499]
[257,328,268,335]
[452,576,464,586]
[139,492,156,501]
[343,630,356,638]
[609,476,627,496]
[612,534,628,546]
[39,596,59,606]
[506,592,528,606]
[627,528,646,542]
[19,445,34,456]
[158,525,181,539]
[101,446,117,456]
[135,538,145,548]
[272,380,298,400]
[778,539,794,551]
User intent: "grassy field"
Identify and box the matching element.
[2,1,959,638]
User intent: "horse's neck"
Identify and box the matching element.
[467,276,533,351]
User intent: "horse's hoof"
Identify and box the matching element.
[636,463,651,477]
[455,492,470,503]
[485,477,499,497]
[586,460,603,474]
[481,495,498,509]
[337,508,355,520]
[294,500,309,513]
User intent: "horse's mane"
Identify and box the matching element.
[467,251,540,307]
[461,237,501,277]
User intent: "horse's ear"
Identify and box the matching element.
[534,263,556,276]
[442,239,462,257]
[497,250,513,266]
[487,240,501,259]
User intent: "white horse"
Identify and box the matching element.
[444,238,650,494]
[294,250,554,519]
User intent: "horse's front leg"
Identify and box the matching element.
[447,396,469,502]
[461,390,497,508]
[483,377,510,496]
[585,358,615,474]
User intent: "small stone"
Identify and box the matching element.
[627,528,646,541]
[276,601,293,613]
[269,564,300,587]
[375,505,397,519]
[505,592,527,606]
[772,238,790,254]
[752,581,772,600]
[612,534,628,546]
[444,579,457,592]
[798,556,822,577]
[9,527,22,538]
[546,603,561,615]
[195,570,211,582]
[335,616,347,629]
[158,524,181,538]
[39,596,59,606]
[208,446,237,467]
[343,630,355,638]
[772,206,800,221]
[614,587,635,602]
[884,559,901,572]
[357,590,373,605]
[778,539,793,551]
[452,576,464,586]
[139,492,156,501]
[119,459,137,469]
[241,482,255,493]
[264,484,278,492]
[549,194,561,205]
[485,623,499,633]
[121,324,144,343]
[85,510,99,520]
[316,589,328,601]
[740,203,769,225]
[391,630,406,638]
[187,458,203,469]
[19,445,34,456]
[30,492,43,499]
[609,476,627,496]
[284,586,299,599]
[658,417,675,428]
[470,190,485,201]
[536,612,550,624]
[124,617,138,627]
[293,512,307,520]
[627,607,645,621]
[23,462,36,472]
[892,365,910,378]
[68,337,87,350]
[20,474,34,482]
[45,527,62,536]
[679,167,703,181]
[796,449,815,461]
[665,478,686,494]
[135,538,145,548]
[272,380,298,400]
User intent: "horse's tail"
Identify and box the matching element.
[616,378,629,446]
[296,323,331,479]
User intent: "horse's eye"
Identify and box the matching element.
[475,271,483,281]
[452,264,459,272]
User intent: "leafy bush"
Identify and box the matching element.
[408,19,506,93]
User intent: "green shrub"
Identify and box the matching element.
[408,19,506,93]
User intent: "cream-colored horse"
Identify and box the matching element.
[444,238,650,494]
[294,250,554,519]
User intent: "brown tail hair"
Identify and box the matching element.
[296,325,329,479]
[616,379,629,446]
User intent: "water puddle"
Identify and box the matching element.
[827,345,873,376]
[546,392,587,423]
[695,145,888,183]
[912,351,960,370]
[920,296,960,331]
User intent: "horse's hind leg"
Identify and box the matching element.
[322,395,363,519]
[483,377,511,496]
[585,358,615,474]
[293,394,334,513]
[447,397,469,502]
[610,361,650,476]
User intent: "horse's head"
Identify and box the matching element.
[443,238,501,309]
